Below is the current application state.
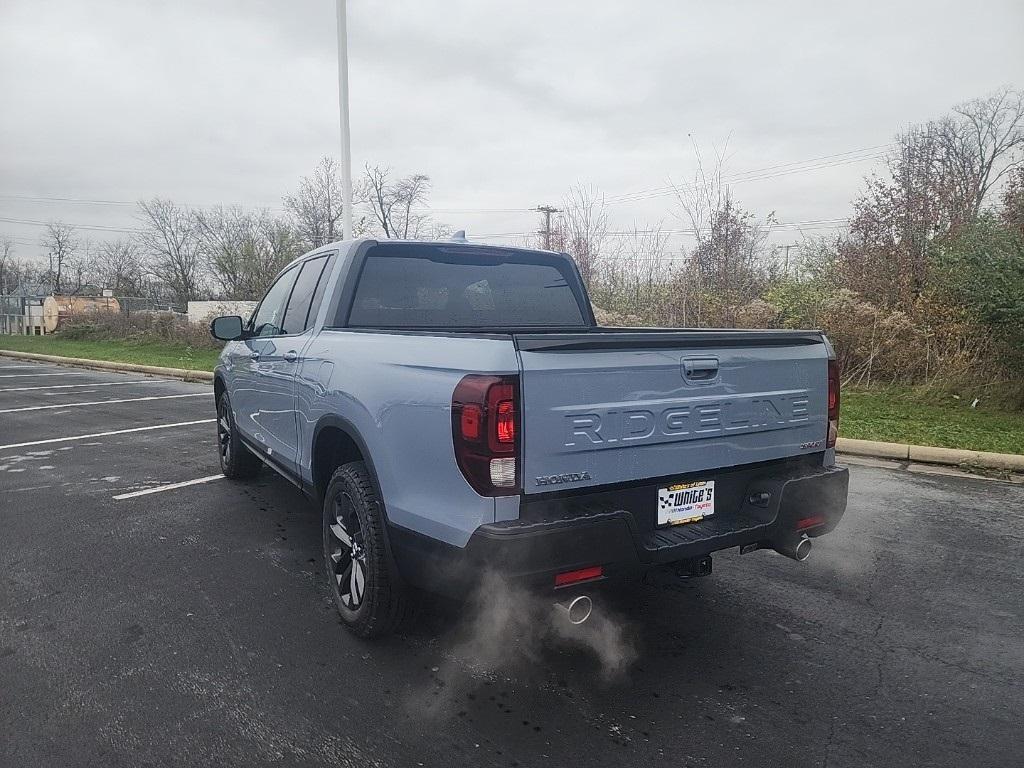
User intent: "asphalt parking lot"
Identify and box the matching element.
[1,358,1021,768]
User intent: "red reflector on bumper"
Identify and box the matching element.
[796,515,826,531]
[554,565,603,587]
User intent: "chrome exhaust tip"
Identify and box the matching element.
[774,534,812,562]
[554,594,593,625]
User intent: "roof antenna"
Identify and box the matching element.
[449,229,468,243]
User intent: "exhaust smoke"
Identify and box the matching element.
[448,571,635,679]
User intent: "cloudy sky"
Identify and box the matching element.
[2,0,1022,262]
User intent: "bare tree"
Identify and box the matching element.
[257,215,304,292]
[95,240,145,295]
[0,239,13,294]
[423,221,453,241]
[944,87,1024,219]
[672,144,774,324]
[136,198,204,302]
[842,88,1024,308]
[1002,165,1024,236]
[194,205,256,298]
[552,184,609,288]
[0,249,44,296]
[194,206,300,298]
[362,165,432,239]
[40,222,77,294]
[590,224,675,325]
[284,156,348,248]
[66,239,104,293]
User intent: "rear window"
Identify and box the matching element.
[346,245,588,329]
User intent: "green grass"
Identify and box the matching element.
[0,335,220,371]
[2,335,1021,455]
[841,388,1024,455]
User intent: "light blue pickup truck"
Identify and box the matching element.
[210,239,848,637]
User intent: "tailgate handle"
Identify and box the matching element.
[682,357,719,381]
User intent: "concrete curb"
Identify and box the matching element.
[0,349,214,383]
[2,348,1020,472]
[836,437,1024,472]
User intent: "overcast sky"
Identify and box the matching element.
[2,0,1022,262]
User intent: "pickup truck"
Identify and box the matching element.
[210,238,849,637]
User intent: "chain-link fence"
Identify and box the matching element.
[0,294,188,335]
[1,295,38,335]
[1,314,28,334]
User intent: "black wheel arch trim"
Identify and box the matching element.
[312,413,407,585]
[213,370,227,397]
[311,413,387,519]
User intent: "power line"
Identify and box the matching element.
[0,213,850,239]
[0,143,888,250]
[417,206,533,213]
[458,216,852,244]
[0,142,893,215]
[463,230,533,240]
[0,193,136,207]
[0,214,538,243]
[604,148,891,206]
[0,191,534,217]
[0,215,143,234]
[602,218,851,238]
[603,144,891,203]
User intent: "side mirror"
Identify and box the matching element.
[210,315,246,341]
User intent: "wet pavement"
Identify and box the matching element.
[1,357,1021,767]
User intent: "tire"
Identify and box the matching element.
[216,391,261,479]
[322,461,409,638]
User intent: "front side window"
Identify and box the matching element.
[251,266,298,337]
[282,255,329,335]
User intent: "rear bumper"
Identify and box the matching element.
[389,462,849,597]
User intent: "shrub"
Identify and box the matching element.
[57,311,220,349]
[934,216,1024,374]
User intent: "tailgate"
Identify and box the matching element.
[515,330,830,494]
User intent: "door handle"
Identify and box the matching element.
[682,357,719,381]
[250,351,261,361]
[283,350,299,363]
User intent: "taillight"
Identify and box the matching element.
[452,374,520,496]
[554,565,604,587]
[796,514,826,531]
[827,359,840,448]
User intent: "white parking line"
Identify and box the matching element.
[0,380,158,392]
[0,419,216,451]
[0,372,93,378]
[0,392,212,414]
[113,474,225,500]
[0,365,58,370]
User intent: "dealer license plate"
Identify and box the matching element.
[657,480,715,526]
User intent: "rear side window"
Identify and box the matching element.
[305,252,335,328]
[282,255,330,334]
[347,245,587,328]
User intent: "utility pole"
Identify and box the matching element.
[535,205,560,250]
[782,244,799,276]
[336,0,354,240]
